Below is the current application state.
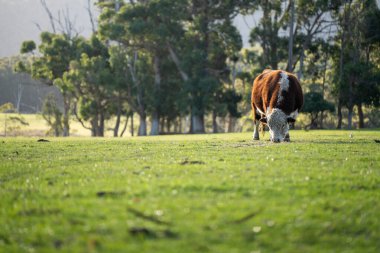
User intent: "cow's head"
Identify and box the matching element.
[260,108,295,143]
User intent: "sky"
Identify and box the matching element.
[2,0,379,59]
[0,0,99,58]
[0,0,254,58]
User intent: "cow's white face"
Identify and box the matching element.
[261,108,294,143]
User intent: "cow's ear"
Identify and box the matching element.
[260,117,267,123]
[287,117,296,123]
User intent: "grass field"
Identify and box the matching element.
[1,130,379,253]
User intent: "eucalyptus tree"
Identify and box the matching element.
[163,0,245,133]
[99,0,247,134]
[114,0,183,135]
[18,33,86,136]
[64,36,115,136]
[249,0,289,70]
[303,91,334,129]
[292,0,338,78]
[332,0,380,129]
[98,0,158,135]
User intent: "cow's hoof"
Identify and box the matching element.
[284,138,290,142]
[253,137,260,141]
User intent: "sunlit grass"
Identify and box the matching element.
[0,130,379,252]
[0,113,134,137]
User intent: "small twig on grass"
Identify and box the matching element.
[96,191,125,198]
[179,159,205,165]
[229,209,263,224]
[127,207,171,226]
[37,139,50,142]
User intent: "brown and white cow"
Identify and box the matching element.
[251,69,303,142]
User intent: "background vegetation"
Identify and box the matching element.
[1,0,380,137]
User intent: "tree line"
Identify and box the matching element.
[16,0,380,136]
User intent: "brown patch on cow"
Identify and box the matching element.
[251,69,303,119]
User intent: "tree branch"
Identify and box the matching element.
[166,41,189,82]
[86,0,97,33]
[40,0,56,33]
[72,102,92,130]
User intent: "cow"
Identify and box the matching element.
[251,69,303,143]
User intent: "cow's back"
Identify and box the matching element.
[251,70,303,116]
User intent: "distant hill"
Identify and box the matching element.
[0,57,63,113]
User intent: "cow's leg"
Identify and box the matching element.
[252,106,261,140]
[284,125,290,142]
[253,120,260,140]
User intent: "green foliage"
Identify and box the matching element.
[330,0,380,126]
[20,40,36,54]
[15,0,380,135]
[303,92,335,128]
[0,131,379,252]
[303,92,335,114]
[0,103,16,113]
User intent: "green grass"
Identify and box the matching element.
[1,130,379,253]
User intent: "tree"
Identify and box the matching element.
[167,0,244,133]
[303,91,334,129]
[65,36,115,136]
[292,0,337,79]
[18,32,86,136]
[99,0,245,134]
[98,0,157,136]
[332,0,380,129]
[42,93,63,136]
[249,0,288,70]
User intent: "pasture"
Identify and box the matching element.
[1,130,379,253]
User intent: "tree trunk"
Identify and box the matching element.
[160,118,165,134]
[191,114,204,134]
[357,103,364,128]
[228,115,235,133]
[113,98,122,137]
[99,112,105,137]
[120,114,129,137]
[166,119,171,133]
[150,55,161,136]
[114,112,121,137]
[179,117,182,134]
[212,110,218,133]
[297,48,304,80]
[287,0,295,72]
[347,106,353,129]
[320,111,324,129]
[16,82,24,112]
[336,1,348,130]
[138,114,147,136]
[91,118,97,136]
[174,118,179,133]
[319,50,328,129]
[166,42,189,82]
[151,111,159,135]
[130,112,134,136]
[347,78,354,130]
[337,101,342,129]
[62,93,70,137]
